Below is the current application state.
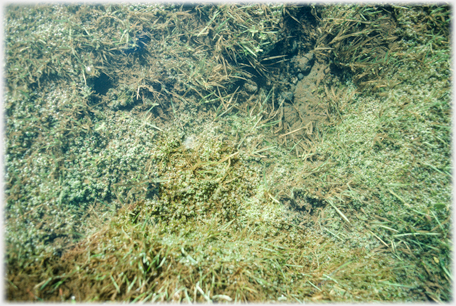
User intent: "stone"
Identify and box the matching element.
[281,91,294,102]
[291,51,315,73]
[244,80,258,93]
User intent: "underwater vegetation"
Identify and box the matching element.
[4,3,451,302]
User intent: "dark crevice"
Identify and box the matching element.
[92,72,113,96]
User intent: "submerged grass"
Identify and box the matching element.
[5,3,451,303]
[304,5,452,301]
[8,126,410,301]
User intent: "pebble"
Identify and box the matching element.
[281,91,294,102]
[244,81,258,93]
[291,51,314,73]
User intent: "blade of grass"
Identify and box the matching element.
[326,199,350,223]
[196,282,212,302]
[394,232,440,237]
[307,280,322,291]
[110,275,120,293]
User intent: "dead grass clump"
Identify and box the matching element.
[313,5,400,91]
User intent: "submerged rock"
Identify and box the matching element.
[281,91,294,102]
[244,80,258,93]
[291,51,314,73]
